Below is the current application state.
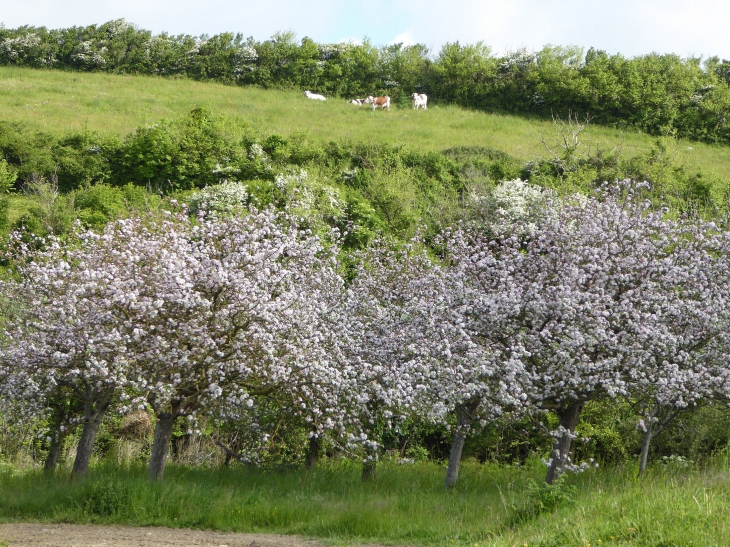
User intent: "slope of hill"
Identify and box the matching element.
[1,66,730,248]
[3,20,730,146]
[2,66,730,181]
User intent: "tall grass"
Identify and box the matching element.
[2,67,730,181]
[2,456,730,546]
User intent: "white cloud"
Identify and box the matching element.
[389,31,415,47]
[386,0,730,58]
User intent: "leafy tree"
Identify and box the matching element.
[431,42,496,107]
[327,40,380,98]
[529,45,587,116]
[378,43,431,103]
[254,31,300,88]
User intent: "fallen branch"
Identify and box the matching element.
[213,439,256,467]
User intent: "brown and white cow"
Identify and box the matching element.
[365,95,390,110]
[411,93,428,110]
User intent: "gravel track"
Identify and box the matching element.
[0,523,330,547]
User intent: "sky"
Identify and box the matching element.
[2,0,729,60]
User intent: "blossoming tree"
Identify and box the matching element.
[444,183,720,483]
[0,207,354,481]
[109,208,350,480]
[341,235,525,487]
[336,237,439,480]
[624,222,730,475]
[0,229,137,479]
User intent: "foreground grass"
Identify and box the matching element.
[2,66,730,181]
[1,458,730,546]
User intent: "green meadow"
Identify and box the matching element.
[2,458,730,547]
[2,66,730,181]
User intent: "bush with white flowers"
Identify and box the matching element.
[468,178,553,235]
[188,180,251,217]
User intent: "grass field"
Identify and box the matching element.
[2,66,730,181]
[1,458,730,547]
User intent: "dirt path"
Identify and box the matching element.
[0,523,330,547]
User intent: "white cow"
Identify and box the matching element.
[411,93,428,110]
[304,90,326,101]
[349,98,367,105]
[365,95,390,110]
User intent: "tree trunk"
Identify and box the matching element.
[445,429,467,489]
[445,399,480,489]
[361,424,379,482]
[637,406,681,477]
[44,396,81,473]
[305,435,320,470]
[44,428,67,473]
[148,411,178,481]
[545,401,584,485]
[638,424,653,476]
[71,401,110,481]
[361,459,377,482]
[44,407,72,473]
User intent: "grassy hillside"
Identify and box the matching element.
[3,66,730,181]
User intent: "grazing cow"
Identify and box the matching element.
[349,98,367,105]
[365,95,390,110]
[411,93,428,110]
[304,90,326,101]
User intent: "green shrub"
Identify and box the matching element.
[52,130,120,191]
[525,475,577,513]
[111,108,245,192]
[73,183,128,230]
[120,182,162,212]
[443,146,523,185]
[0,158,18,191]
[81,479,132,517]
[0,121,57,183]
[13,174,76,238]
[0,158,17,230]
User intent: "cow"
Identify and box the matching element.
[365,95,390,110]
[411,93,428,110]
[349,98,367,105]
[304,90,326,101]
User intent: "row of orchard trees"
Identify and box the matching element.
[2,20,730,144]
[2,181,730,485]
[0,208,359,481]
